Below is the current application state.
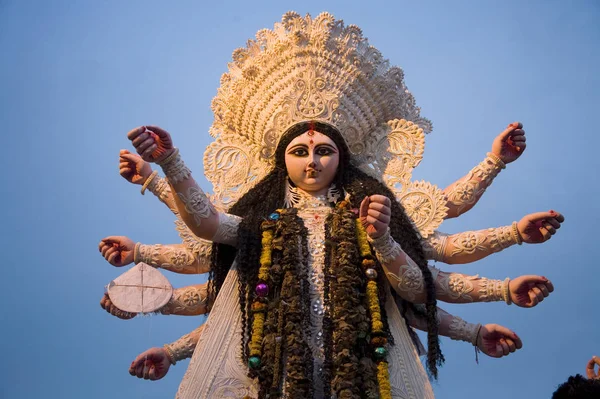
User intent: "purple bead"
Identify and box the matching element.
[256,283,269,297]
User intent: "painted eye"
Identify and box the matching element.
[316,147,334,156]
[291,148,308,156]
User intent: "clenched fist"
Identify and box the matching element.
[98,236,135,267]
[127,125,175,163]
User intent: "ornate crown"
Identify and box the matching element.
[201,12,447,237]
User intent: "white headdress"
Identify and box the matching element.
[203,11,447,237]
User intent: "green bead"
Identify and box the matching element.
[374,346,387,359]
[248,356,261,369]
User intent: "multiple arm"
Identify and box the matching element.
[406,305,522,358]
[101,283,210,318]
[368,229,553,306]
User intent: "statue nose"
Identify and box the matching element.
[307,161,317,169]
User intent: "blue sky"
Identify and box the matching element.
[1,1,598,398]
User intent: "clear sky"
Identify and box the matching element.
[1,1,598,398]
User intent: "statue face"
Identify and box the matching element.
[285,131,340,196]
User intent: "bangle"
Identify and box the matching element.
[141,170,158,195]
[134,242,141,264]
[503,277,512,305]
[157,147,180,166]
[511,221,523,245]
[163,344,177,365]
[486,152,506,169]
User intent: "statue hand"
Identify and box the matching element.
[129,347,171,380]
[100,293,137,320]
[477,324,522,358]
[98,236,135,267]
[491,122,526,164]
[119,149,152,185]
[586,356,600,380]
[517,210,564,243]
[127,125,175,163]
[509,275,554,308]
[359,195,391,239]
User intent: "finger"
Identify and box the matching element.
[366,216,388,232]
[550,210,565,223]
[369,194,391,207]
[120,153,141,163]
[127,126,146,141]
[120,149,130,155]
[149,366,158,381]
[497,124,517,141]
[528,290,539,307]
[544,279,554,292]
[135,363,145,378]
[490,324,519,342]
[136,137,156,154]
[511,129,525,138]
[496,344,503,357]
[540,226,552,241]
[499,339,510,356]
[359,196,370,219]
[539,284,550,298]
[131,131,150,147]
[143,362,151,380]
[101,245,113,257]
[129,361,137,376]
[120,168,133,177]
[367,209,391,225]
[546,218,561,229]
[107,250,120,265]
[506,338,517,353]
[103,246,117,260]
[542,223,556,235]
[100,294,108,309]
[142,143,158,159]
[145,125,170,140]
[368,201,391,215]
[531,286,545,302]
[526,211,555,224]
[119,161,130,169]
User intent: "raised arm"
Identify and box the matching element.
[406,305,523,358]
[443,122,526,219]
[98,236,211,274]
[422,211,564,264]
[127,126,220,241]
[129,325,205,381]
[100,283,211,319]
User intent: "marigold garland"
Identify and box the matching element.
[377,361,393,399]
[356,217,392,398]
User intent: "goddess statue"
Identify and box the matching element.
[98,12,564,399]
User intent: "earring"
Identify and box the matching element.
[327,183,341,203]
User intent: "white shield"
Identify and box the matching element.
[107,263,173,313]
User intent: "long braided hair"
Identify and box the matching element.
[209,121,444,391]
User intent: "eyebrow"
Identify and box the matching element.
[287,143,338,151]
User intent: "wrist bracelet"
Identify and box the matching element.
[163,344,177,365]
[511,221,523,245]
[141,170,158,195]
[503,277,512,305]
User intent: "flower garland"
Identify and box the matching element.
[248,209,313,397]
[356,218,392,399]
[247,202,393,398]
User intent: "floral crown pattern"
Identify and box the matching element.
[202,12,447,237]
